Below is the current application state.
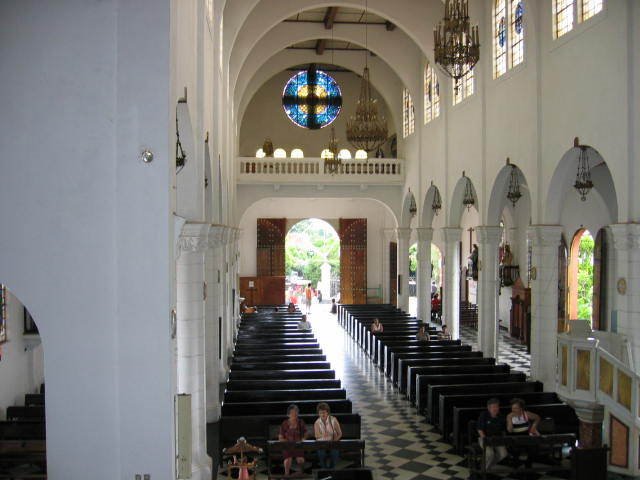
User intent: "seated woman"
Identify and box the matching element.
[287,302,296,313]
[506,398,541,436]
[297,315,312,331]
[314,402,342,469]
[431,293,441,320]
[279,404,308,476]
[437,325,451,340]
[330,298,337,315]
[371,318,383,333]
[415,325,429,341]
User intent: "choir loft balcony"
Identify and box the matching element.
[237,157,405,186]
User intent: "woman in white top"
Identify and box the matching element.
[314,402,342,468]
[297,315,312,331]
[507,398,541,436]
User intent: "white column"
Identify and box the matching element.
[177,223,212,480]
[609,224,640,371]
[416,228,434,323]
[205,225,225,422]
[212,233,228,380]
[442,228,462,340]
[476,226,503,359]
[528,225,562,387]
[396,228,412,311]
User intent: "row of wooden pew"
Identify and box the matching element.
[0,386,46,479]
[219,306,365,477]
[337,304,579,453]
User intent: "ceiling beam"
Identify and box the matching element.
[323,7,339,29]
[315,39,327,55]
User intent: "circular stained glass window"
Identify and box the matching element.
[282,69,342,129]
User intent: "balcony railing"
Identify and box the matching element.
[237,157,404,184]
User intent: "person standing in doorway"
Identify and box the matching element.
[305,283,312,314]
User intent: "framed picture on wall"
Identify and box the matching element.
[0,284,6,344]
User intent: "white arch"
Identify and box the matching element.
[421,182,442,228]
[449,174,479,227]
[487,163,530,226]
[400,190,417,228]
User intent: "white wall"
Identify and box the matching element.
[238,197,397,293]
[0,291,44,420]
[239,69,395,157]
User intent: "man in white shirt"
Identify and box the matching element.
[297,315,311,331]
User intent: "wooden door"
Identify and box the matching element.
[257,218,286,277]
[389,242,397,307]
[340,218,367,304]
[558,236,568,332]
[593,228,607,331]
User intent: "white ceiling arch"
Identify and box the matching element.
[227,0,444,79]
[237,49,403,138]
[232,21,422,119]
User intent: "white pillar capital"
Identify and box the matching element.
[396,228,412,241]
[208,224,227,248]
[416,227,434,243]
[178,222,210,256]
[476,225,503,245]
[527,225,563,248]
[383,228,396,242]
[609,223,640,251]
[442,227,463,244]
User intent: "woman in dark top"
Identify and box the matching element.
[279,404,308,475]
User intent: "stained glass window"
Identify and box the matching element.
[282,69,342,129]
[554,0,575,38]
[424,64,440,124]
[580,0,603,22]
[510,0,524,67]
[494,0,507,78]
[402,88,415,138]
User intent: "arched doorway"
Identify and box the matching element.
[0,284,46,476]
[285,218,340,309]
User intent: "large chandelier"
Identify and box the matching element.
[324,126,341,174]
[434,0,480,83]
[506,160,522,206]
[346,0,388,152]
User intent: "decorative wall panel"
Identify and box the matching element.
[340,219,367,304]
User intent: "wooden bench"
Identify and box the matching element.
[230,361,332,371]
[224,388,348,403]
[226,379,342,391]
[396,357,495,390]
[229,369,337,381]
[389,350,482,380]
[266,440,365,479]
[222,399,353,416]
[6,407,44,422]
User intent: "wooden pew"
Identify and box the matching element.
[417,373,528,415]
[424,380,543,421]
[222,399,353,416]
[406,364,512,402]
[231,354,327,363]
[6,406,44,422]
[452,403,578,452]
[229,370,337,381]
[266,440,365,478]
[396,357,495,389]
[438,391,559,439]
[389,350,482,380]
[224,388,347,403]
[226,379,342,391]
[230,361,332,371]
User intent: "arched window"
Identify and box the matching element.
[580,0,603,22]
[338,149,352,160]
[355,149,368,160]
[424,64,440,124]
[510,0,525,67]
[453,70,474,105]
[290,148,304,159]
[402,88,415,138]
[320,149,333,160]
[493,0,507,78]
[568,229,594,322]
[273,148,287,159]
[493,0,524,78]
[256,148,266,158]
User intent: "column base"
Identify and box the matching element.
[190,456,213,480]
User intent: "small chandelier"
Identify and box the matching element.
[573,138,593,201]
[409,190,417,217]
[431,182,442,215]
[434,0,480,84]
[324,126,341,174]
[462,172,475,210]
[175,114,186,172]
[506,160,522,206]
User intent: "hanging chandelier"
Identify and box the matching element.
[506,160,522,206]
[573,140,593,201]
[346,0,388,152]
[431,182,442,215]
[324,126,341,174]
[176,111,186,173]
[433,0,480,84]
[409,190,417,217]
[462,172,475,210]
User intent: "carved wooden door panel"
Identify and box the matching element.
[340,218,367,304]
[257,218,286,277]
[558,235,568,333]
[592,228,607,331]
[389,242,397,307]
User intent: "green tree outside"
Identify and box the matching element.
[408,243,442,286]
[577,231,594,321]
[285,219,340,286]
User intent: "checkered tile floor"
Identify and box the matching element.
[459,327,532,377]
[307,305,569,480]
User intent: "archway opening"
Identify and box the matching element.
[285,218,340,310]
[408,242,417,316]
[568,229,594,323]
[0,284,46,476]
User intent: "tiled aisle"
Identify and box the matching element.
[309,304,563,480]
